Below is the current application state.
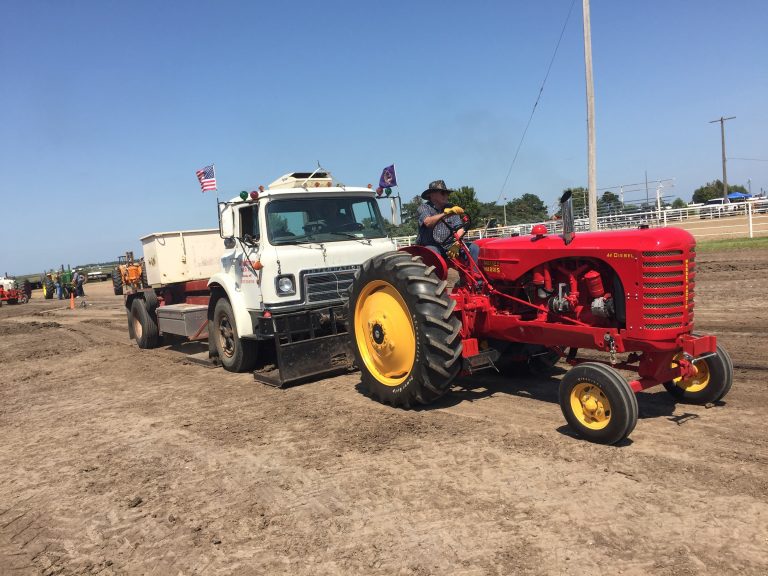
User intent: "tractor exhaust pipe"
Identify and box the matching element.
[560,189,575,245]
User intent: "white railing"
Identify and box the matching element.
[393,199,768,248]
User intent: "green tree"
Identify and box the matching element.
[671,198,687,209]
[505,193,548,224]
[449,186,482,226]
[692,180,748,203]
[597,191,622,215]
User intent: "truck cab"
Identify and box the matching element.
[206,172,396,382]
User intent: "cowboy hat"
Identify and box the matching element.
[421,179,454,199]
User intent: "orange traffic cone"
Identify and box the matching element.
[70,292,75,310]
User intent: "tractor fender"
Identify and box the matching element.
[399,245,449,280]
[207,273,256,338]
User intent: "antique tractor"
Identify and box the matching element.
[112,251,146,296]
[41,268,74,300]
[347,191,732,444]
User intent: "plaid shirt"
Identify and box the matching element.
[417,202,462,247]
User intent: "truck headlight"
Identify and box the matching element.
[276,275,296,296]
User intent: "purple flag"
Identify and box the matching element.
[379,164,397,189]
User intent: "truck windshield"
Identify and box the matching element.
[267,196,388,244]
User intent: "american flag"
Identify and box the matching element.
[196,164,217,192]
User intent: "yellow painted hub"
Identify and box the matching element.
[354,280,415,386]
[569,382,611,430]
[672,355,710,393]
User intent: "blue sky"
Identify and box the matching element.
[2,0,766,274]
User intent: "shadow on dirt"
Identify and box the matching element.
[353,363,709,428]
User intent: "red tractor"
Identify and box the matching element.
[347,191,732,444]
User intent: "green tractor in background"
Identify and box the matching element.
[41,267,76,300]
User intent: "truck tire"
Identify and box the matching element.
[44,278,55,299]
[211,298,257,372]
[130,298,160,349]
[348,251,462,408]
[112,269,124,296]
[663,342,733,404]
[559,362,638,445]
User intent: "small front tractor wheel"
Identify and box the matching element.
[663,343,733,404]
[130,297,160,349]
[559,362,638,445]
[348,251,463,408]
[211,298,257,373]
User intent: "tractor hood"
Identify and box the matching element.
[477,227,695,261]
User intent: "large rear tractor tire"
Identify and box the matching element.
[348,251,463,408]
[129,297,160,349]
[559,362,638,445]
[211,298,257,373]
[112,269,124,296]
[663,343,733,404]
[43,278,55,299]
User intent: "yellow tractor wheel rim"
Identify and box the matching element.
[569,382,611,430]
[672,354,711,393]
[354,279,415,386]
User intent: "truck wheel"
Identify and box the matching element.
[663,343,733,404]
[43,279,55,299]
[212,298,257,372]
[130,298,160,349]
[112,269,124,296]
[559,362,638,445]
[349,251,462,408]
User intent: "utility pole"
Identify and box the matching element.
[583,0,598,231]
[709,116,735,200]
[503,196,507,227]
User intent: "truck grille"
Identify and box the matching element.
[640,250,693,331]
[302,266,360,304]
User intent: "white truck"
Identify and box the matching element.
[126,171,396,385]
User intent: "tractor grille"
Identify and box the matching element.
[640,250,694,331]
[302,266,359,304]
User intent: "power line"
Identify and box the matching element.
[728,157,768,162]
[496,0,577,205]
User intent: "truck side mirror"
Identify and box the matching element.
[218,202,235,238]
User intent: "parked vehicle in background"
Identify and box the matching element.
[699,197,736,219]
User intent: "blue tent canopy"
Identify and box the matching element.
[727,191,749,200]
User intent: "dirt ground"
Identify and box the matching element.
[1,248,767,576]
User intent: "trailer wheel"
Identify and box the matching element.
[663,343,733,404]
[112,269,124,296]
[130,298,160,349]
[212,298,257,373]
[349,251,462,408]
[559,362,638,444]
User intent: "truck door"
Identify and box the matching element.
[234,204,264,309]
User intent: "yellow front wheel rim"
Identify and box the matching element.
[354,280,415,386]
[672,355,711,393]
[569,382,611,430]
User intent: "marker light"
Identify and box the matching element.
[367,183,373,189]
[385,187,392,196]
[250,190,259,200]
[376,187,383,197]
[532,224,548,237]
[259,185,265,192]
[239,191,248,200]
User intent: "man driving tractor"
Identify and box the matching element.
[416,179,479,262]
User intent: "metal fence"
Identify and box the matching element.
[393,199,768,248]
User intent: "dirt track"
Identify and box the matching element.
[1,249,767,575]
